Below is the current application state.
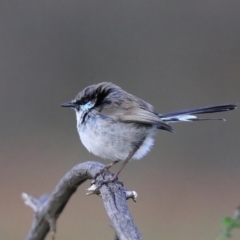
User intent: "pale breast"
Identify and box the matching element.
[77,111,157,161]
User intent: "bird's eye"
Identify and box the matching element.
[81,98,88,105]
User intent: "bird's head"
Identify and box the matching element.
[61,82,123,115]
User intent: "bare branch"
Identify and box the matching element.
[22,161,142,240]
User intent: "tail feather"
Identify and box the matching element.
[159,104,238,123]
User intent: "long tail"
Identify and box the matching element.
[159,104,238,123]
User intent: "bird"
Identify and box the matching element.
[61,82,237,181]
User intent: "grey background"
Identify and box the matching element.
[1,1,240,239]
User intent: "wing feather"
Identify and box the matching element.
[119,108,174,132]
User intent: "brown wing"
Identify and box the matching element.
[118,107,174,132]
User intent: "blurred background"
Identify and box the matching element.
[1,1,240,239]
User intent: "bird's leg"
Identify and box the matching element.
[105,160,120,170]
[93,160,120,179]
[91,151,136,193]
[106,150,136,183]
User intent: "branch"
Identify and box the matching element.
[22,161,142,240]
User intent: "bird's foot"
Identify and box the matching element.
[93,166,110,179]
[102,173,118,184]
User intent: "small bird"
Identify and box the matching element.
[61,82,237,181]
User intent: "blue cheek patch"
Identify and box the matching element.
[81,101,95,111]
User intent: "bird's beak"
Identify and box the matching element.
[61,101,77,108]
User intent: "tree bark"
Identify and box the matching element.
[22,161,142,240]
